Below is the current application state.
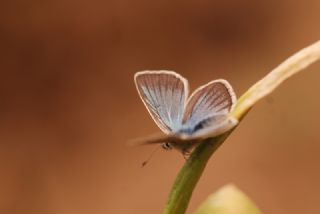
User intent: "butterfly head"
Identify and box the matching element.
[161,142,173,150]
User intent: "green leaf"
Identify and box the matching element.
[193,184,262,214]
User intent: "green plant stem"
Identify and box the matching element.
[163,133,230,214]
[163,40,320,214]
[163,122,243,214]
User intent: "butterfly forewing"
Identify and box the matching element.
[134,71,189,134]
[182,80,236,135]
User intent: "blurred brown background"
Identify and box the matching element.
[1,0,320,213]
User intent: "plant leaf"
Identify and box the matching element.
[193,184,262,214]
[231,40,320,120]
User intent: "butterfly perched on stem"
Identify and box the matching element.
[133,70,238,158]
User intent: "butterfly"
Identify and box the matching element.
[133,70,238,157]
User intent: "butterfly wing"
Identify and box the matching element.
[134,70,189,134]
[185,113,238,139]
[182,79,237,138]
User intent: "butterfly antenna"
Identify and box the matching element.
[141,146,161,167]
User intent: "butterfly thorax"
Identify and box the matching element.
[160,122,205,154]
[161,137,199,157]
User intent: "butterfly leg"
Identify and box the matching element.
[179,140,198,160]
[182,149,191,160]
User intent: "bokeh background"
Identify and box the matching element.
[1,0,320,213]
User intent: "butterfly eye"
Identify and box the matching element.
[161,142,173,150]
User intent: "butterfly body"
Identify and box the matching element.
[134,70,237,156]
[161,139,198,158]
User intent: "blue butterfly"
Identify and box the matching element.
[134,70,237,157]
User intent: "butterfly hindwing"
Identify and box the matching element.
[134,70,189,134]
[187,113,238,139]
[182,79,237,137]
